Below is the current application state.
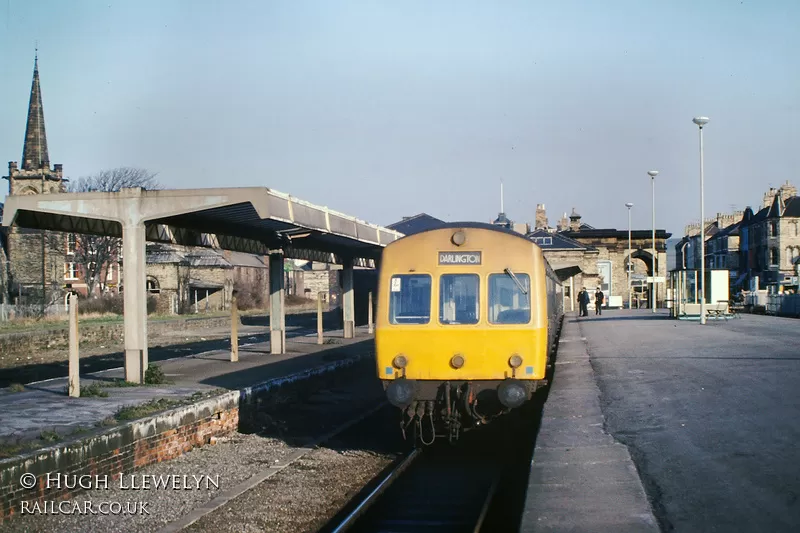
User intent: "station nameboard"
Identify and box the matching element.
[438,251,482,265]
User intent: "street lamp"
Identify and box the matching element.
[647,170,659,313]
[693,116,710,324]
[626,202,633,309]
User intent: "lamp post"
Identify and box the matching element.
[648,170,659,312]
[693,116,710,324]
[626,202,633,309]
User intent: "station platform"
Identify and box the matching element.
[520,312,659,532]
[0,325,374,443]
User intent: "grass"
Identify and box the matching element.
[39,429,61,443]
[0,299,320,335]
[100,379,141,388]
[8,383,25,393]
[62,382,110,397]
[0,388,231,458]
[144,364,168,385]
[114,398,184,421]
[0,441,39,458]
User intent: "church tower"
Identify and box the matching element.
[4,52,65,195]
[2,52,66,303]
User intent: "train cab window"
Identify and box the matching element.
[389,274,432,324]
[439,274,479,325]
[489,272,531,324]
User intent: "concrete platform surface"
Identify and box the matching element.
[0,325,373,442]
[521,312,659,533]
[575,309,800,533]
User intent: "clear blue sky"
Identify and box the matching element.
[1,0,798,236]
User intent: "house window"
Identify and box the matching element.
[87,262,97,277]
[771,222,778,237]
[770,249,779,266]
[106,263,115,281]
[146,276,161,294]
[66,234,76,255]
[64,262,78,280]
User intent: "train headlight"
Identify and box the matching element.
[451,230,466,246]
[508,354,523,368]
[392,354,408,369]
[450,354,465,369]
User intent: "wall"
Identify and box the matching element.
[0,392,239,522]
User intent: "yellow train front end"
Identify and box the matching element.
[376,223,557,444]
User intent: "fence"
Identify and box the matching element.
[0,302,68,321]
[765,294,800,317]
[744,292,800,317]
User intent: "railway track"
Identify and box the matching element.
[322,435,507,533]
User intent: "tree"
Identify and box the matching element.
[67,168,160,297]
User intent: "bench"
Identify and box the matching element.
[706,301,734,321]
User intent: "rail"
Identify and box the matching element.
[328,449,422,533]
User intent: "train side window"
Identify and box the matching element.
[389,274,432,324]
[439,274,480,325]
[489,273,531,324]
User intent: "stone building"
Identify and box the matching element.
[540,207,671,309]
[1,54,67,306]
[143,244,274,314]
[386,207,670,310]
[675,180,800,293]
[740,183,800,290]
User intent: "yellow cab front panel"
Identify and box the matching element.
[375,225,550,382]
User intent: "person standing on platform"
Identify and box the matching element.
[595,287,605,315]
[578,287,589,316]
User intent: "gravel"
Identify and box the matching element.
[3,432,297,533]
[184,447,396,533]
[4,363,396,533]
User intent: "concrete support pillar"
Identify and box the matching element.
[231,295,239,362]
[122,223,147,383]
[317,291,324,345]
[68,294,80,398]
[368,291,374,334]
[342,258,354,338]
[269,253,285,354]
[570,276,575,312]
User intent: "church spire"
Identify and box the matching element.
[21,49,50,171]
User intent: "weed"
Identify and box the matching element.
[39,429,61,443]
[101,379,140,388]
[64,383,109,397]
[144,364,167,385]
[8,383,25,393]
[95,417,117,428]
[115,398,181,421]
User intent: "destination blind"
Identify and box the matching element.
[438,251,482,265]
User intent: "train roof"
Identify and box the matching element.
[394,221,533,242]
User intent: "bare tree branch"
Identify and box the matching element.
[67,167,160,297]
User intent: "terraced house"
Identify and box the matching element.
[677,181,800,294]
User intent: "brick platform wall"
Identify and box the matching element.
[0,391,239,522]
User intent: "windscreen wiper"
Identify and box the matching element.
[504,268,529,295]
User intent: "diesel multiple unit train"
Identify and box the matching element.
[375,222,565,444]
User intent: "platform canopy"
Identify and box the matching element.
[1,186,404,383]
[0,186,403,265]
